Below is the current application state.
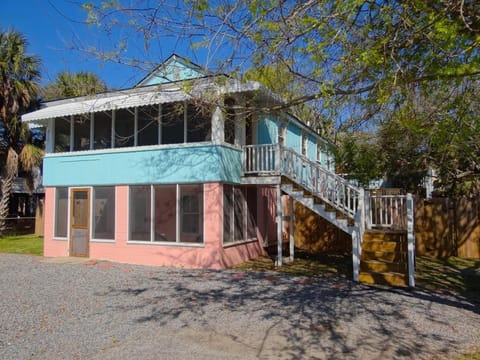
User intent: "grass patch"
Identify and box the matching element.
[0,234,43,256]
[236,251,479,299]
[234,250,352,278]
[415,255,480,303]
[456,350,480,360]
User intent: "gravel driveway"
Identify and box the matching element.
[0,254,479,360]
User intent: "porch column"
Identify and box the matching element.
[211,106,224,144]
[289,196,294,262]
[407,193,415,287]
[276,185,283,266]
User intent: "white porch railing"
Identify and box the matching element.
[365,193,408,230]
[243,144,362,218]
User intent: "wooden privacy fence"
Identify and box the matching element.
[415,197,480,258]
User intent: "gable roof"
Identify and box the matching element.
[135,54,212,87]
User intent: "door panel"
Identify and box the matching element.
[70,189,90,257]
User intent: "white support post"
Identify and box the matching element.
[289,196,294,262]
[352,188,365,282]
[276,185,283,267]
[358,188,365,257]
[351,228,360,282]
[211,106,224,144]
[364,190,371,230]
[274,143,281,173]
[406,193,415,287]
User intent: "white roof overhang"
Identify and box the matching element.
[21,78,269,124]
[22,89,189,123]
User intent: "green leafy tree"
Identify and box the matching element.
[78,1,480,193]
[0,29,43,234]
[42,71,107,100]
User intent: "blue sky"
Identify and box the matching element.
[0,0,190,89]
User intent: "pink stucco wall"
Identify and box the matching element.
[43,183,269,269]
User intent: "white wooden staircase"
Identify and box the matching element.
[242,144,415,287]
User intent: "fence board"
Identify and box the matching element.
[415,197,480,258]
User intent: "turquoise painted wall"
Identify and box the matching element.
[143,59,206,85]
[43,145,242,186]
[286,123,302,154]
[257,115,278,145]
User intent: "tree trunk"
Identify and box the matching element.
[0,148,19,236]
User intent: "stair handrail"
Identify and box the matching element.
[279,145,362,219]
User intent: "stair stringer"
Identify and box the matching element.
[281,184,355,235]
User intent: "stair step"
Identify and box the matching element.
[362,241,401,252]
[361,250,405,262]
[360,260,406,273]
[359,271,408,287]
[363,231,406,242]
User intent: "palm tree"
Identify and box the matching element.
[42,71,107,100]
[0,29,42,234]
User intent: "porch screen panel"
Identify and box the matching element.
[179,184,203,243]
[223,185,234,244]
[154,185,176,242]
[138,105,159,146]
[162,102,184,144]
[93,111,112,149]
[93,187,115,240]
[54,187,68,237]
[54,116,70,152]
[73,114,91,151]
[115,108,134,148]
[233,186,246,241]
[246,187,257,239]
[129,185,151,241]
[187,104,211,142]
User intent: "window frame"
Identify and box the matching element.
[91,186,116,242]
[127,184,204,246]
[54,187,69,239]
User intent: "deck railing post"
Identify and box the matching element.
[406,193,415,287]
[275,143,281,173]
[364,191,371,230]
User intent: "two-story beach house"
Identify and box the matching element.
[23,55,415,286]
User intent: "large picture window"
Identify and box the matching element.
[223,185,257,244]
[54,187,68,238]
[129,184,203,244]
[92,187,115,240]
